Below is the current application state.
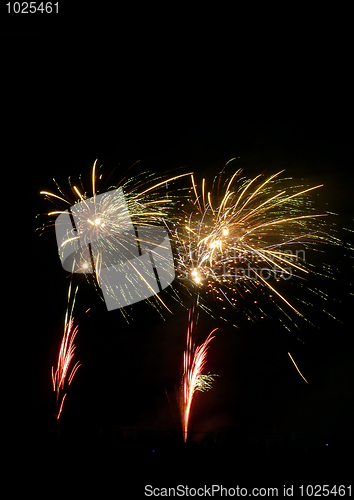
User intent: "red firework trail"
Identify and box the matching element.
[51,284,81,421]
[180,307,218,442]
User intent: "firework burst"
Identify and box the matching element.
[172,162,342,323]
[179,307,218,442]
[38,160,192,319]
[38,159,190,234]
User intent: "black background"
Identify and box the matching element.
[3,15,353,497]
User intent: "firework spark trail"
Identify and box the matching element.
[179,307,218,442]
[173,165,340,321]
[51,282,81,420]
[39,160,192,232]
[288,352,309,384]
[38,160,192,319]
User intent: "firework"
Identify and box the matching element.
[288,352,309,384]
[39,159,190,234]
[179,307,218,442]
[38,160,192,318]
[51,282,81,420]
[172,162,341,322]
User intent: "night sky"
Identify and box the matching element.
[4,28,353,495]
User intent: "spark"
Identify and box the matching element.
[252,269,303,316]
[39,191,70,204]
[92,158,98,197]
[135,171,193,198]
[38,160,191,318]
[72,185,85,201]
[51,282,81,420]
[127,259,174,314]
[173,165,340,325]
[288,352,309,384]
[191,174,202,214]
[179,307,218,442]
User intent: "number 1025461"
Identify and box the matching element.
[299,485,352,497]
[6,2,59,13]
